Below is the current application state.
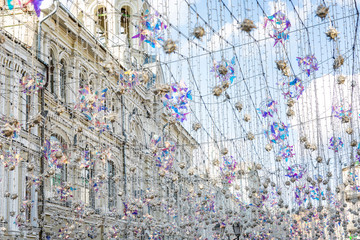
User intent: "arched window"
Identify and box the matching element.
[49,135,68,188]
[25,94,31,130]
[96,7,107,43]
[59,59,67,102]
[81,145,95,208]
[79,71,86,89]
[107,161,116,209]
[49,50,55,94]
[120,6,130,41]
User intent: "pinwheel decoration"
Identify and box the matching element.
[296,55,319,77]
[264,11,291,46]
[161,81,192,122]
[132,10,167,48]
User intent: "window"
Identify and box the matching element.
[79,72,86,89]
[83,166,95,208]
[49,135,68,188]
[25,94,31,129]
[120,6,130,39]
[107,161,116,209]
[59,60,67,102]
[5,68,11,115]
[49,50,55,94]
[96,7,107,43]
[80,146,95,208]
[25,175,32,221]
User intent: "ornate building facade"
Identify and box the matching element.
[0,1,208,239]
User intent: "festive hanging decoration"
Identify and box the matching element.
[19,73,45,93]
[74,86,108,121]
[316,5,330,19]
[220,155,237,184]
[239,19,256,33]
[163,39,177,54]
[328,137,344,152]
[294,184,308,206]
[132,9,167,48]
[55,182,74,201]
[296,55,319,76]
[275,60,291,77]
[265,122,289,144]
[332,102,352,122]
[211,57,236,84]
[280,77,305,100]
[277,144,295,162]
[264,11,291,46]
[0,146,22,170]
[286,164,306,180]
[257,98,277,118]
[161,81,192,122]
[326,26,339,41]
[151,135,176,174]
[193,26,205,40]
[43,136,68,168]
[1,118,20,139]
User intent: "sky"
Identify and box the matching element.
[38,0,360,206]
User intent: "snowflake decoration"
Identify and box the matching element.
[265,122,289,144]
[132,9,167,48]
[210,57,236,84]
[278,144,295,162]
[161,81,192,122]
[43,136,68,168]
[151,135,176,173]
[332,103,352,119]
[55,182,74,201]
[19,73,45,94]
[280,77,305,100]
[220,155,237,184]
[90,175,106,197]
[74,86,108,121]
[309,185,324,201]
[78,149,93,169]
[328,137,343,152]
[294,184,308,206]
[257,98,278,118]
[264,11,291,46]
[117,69,141,91]
[296,55,319,77]
[286,164,306,180]
[0,146,22,170]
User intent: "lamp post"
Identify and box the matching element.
[232,222,242,240]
